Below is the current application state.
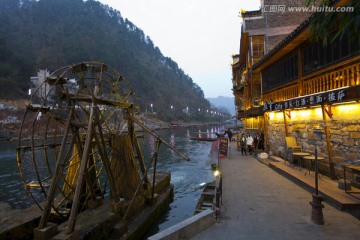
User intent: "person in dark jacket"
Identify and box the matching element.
[253,133,260,151]
[225,128,233,142]
[258,131,265,151]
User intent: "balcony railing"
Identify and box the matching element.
[263,84,299,102]
[303,62,359,95]
[263,61,360,103]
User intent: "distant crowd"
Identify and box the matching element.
[223,129,265,156]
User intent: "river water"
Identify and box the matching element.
[0,125,223,237]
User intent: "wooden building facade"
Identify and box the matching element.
[232,0,360,178]
[232,0,314,132]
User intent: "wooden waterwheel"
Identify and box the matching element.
[16,62,189,235]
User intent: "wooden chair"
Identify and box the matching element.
[285,137,302,165]
[285,136,302,152]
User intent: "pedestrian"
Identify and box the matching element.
[253,133,260,151]
[259,131,265,151]
[246,133,254,155]
[239,133,247,156]
[225,128,233,142]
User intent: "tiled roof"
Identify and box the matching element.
[241,9,261,17]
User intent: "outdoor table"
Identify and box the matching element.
[292,152,311,170]
[302,155,324,175]
[343,165,360,194]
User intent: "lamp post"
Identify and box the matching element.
[150,103,153,113]
[213,166,222,222]
[310,144,324,225]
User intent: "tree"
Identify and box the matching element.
[306,0,360,46]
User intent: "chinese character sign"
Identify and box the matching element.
[219,138,228,157]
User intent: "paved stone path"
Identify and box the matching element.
[191,142,360,240]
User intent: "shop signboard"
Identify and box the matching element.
[219,138,228,157]
[262,85,360,112]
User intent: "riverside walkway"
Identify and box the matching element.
[191,141,360,240]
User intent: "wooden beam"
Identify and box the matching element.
[283,110,290,137]
[321,105,336,179]
[129,115,190,161]
[264,112,270,151]
[68,94,134,108]
[324,106,333,119]
[297,48,303,96]
[285,110,291,119]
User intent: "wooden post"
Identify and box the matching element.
[134,137,149,183]
[126,108,149,183]
[66,102,95,234]
[264,112,270,151]
[283,110,289,137]
[93,108,121,202]
[122,139,161,221]
[321,105,336,179]
[151,140,160,201]
[129,115,190,161]
[38,107,75,229]
[297,48,303,96]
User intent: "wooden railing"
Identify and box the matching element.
[303,62,359,95]
[263,84,299,102]
[263,62,360,103]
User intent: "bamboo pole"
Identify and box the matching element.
[134,137,149,183]
[68,94,134,108]
[129,116,190,161]
[38,107,75,228]
[122,139,161,222]
[126,109,149,183]
[93,108,121,202]
[152,140,160,201]
[66,101,95,234]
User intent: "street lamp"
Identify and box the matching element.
[211,164,221,222]
[213,168,220,177]
[150,103,153,112]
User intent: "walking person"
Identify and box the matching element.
[259,131,265,151]
[253,133,260,152]
[225,128,233,142]
[239,133,247,156]
[246,134,254,155]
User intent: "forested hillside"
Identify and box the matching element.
[0,0,212,120]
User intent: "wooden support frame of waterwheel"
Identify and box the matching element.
[16,62,189,238]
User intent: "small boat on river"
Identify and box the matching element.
[194,181,216,215]
[187,130,219,142]
[190,137,218,142]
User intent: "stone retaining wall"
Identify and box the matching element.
[268,119,360,178]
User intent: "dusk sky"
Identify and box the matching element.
[98,0,260,98]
